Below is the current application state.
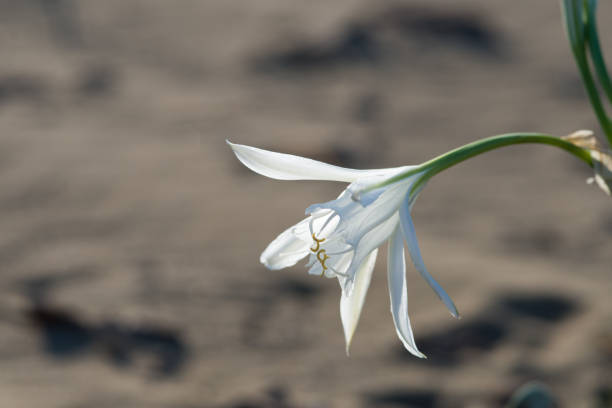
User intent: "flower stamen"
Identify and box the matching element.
[310,234,326,252]
[309,233,337,274]
[317,249,330,270]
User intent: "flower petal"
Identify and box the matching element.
[306,173,421,256]
[591,150,612,196]
[342,179,415,248]
[343,212,399,289]
[228,141,371,182]
[340,248,378,355]
[387,227,425,358]
[399,197,460,318]
[260,217,311,270]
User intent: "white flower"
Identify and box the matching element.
[228,141,459,357]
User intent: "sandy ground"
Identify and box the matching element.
[0,1,611,407]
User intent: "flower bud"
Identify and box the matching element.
[562,130,612,196]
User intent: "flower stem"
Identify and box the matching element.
[561,0,612,145]
[419,133,593,179]
[411,133,594,194]
[357,133,594,198]
[586,0,612,105]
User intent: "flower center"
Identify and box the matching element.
[304,211,355,278]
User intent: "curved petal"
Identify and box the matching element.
[342,179,414,248]
[399,197,460,318]
[343,213,399,290]
[387,227,425,358]
[306,173,420,253]
[340,248,378,355]
[228,141,371,182]
[260,217,311,270]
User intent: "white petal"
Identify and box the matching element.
[228,141,370,182]
[260,217,311,270]
[387,228,425,358]
[306,173,420,256]
[348,167,420,205]
[342,179,414,248]
[340,248,378,355]
[593,173,611,195]
[343,213,399,289]
[399,198,460,318]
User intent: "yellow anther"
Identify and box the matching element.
[317,249,330,270]
[310,233,326,252]
[309,234,332,273]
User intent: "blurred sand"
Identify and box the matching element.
[0,1,611,407]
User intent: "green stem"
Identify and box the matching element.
[575,54,612,142]
[561,0,612,144]
[413,133,594,194]
[418,132,593,181]
[586,0,612,105]
[562,0,583,48]
[357,133,594,198]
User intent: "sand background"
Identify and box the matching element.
[0,1,611,407]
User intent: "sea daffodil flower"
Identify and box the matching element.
[228,141,459,357]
